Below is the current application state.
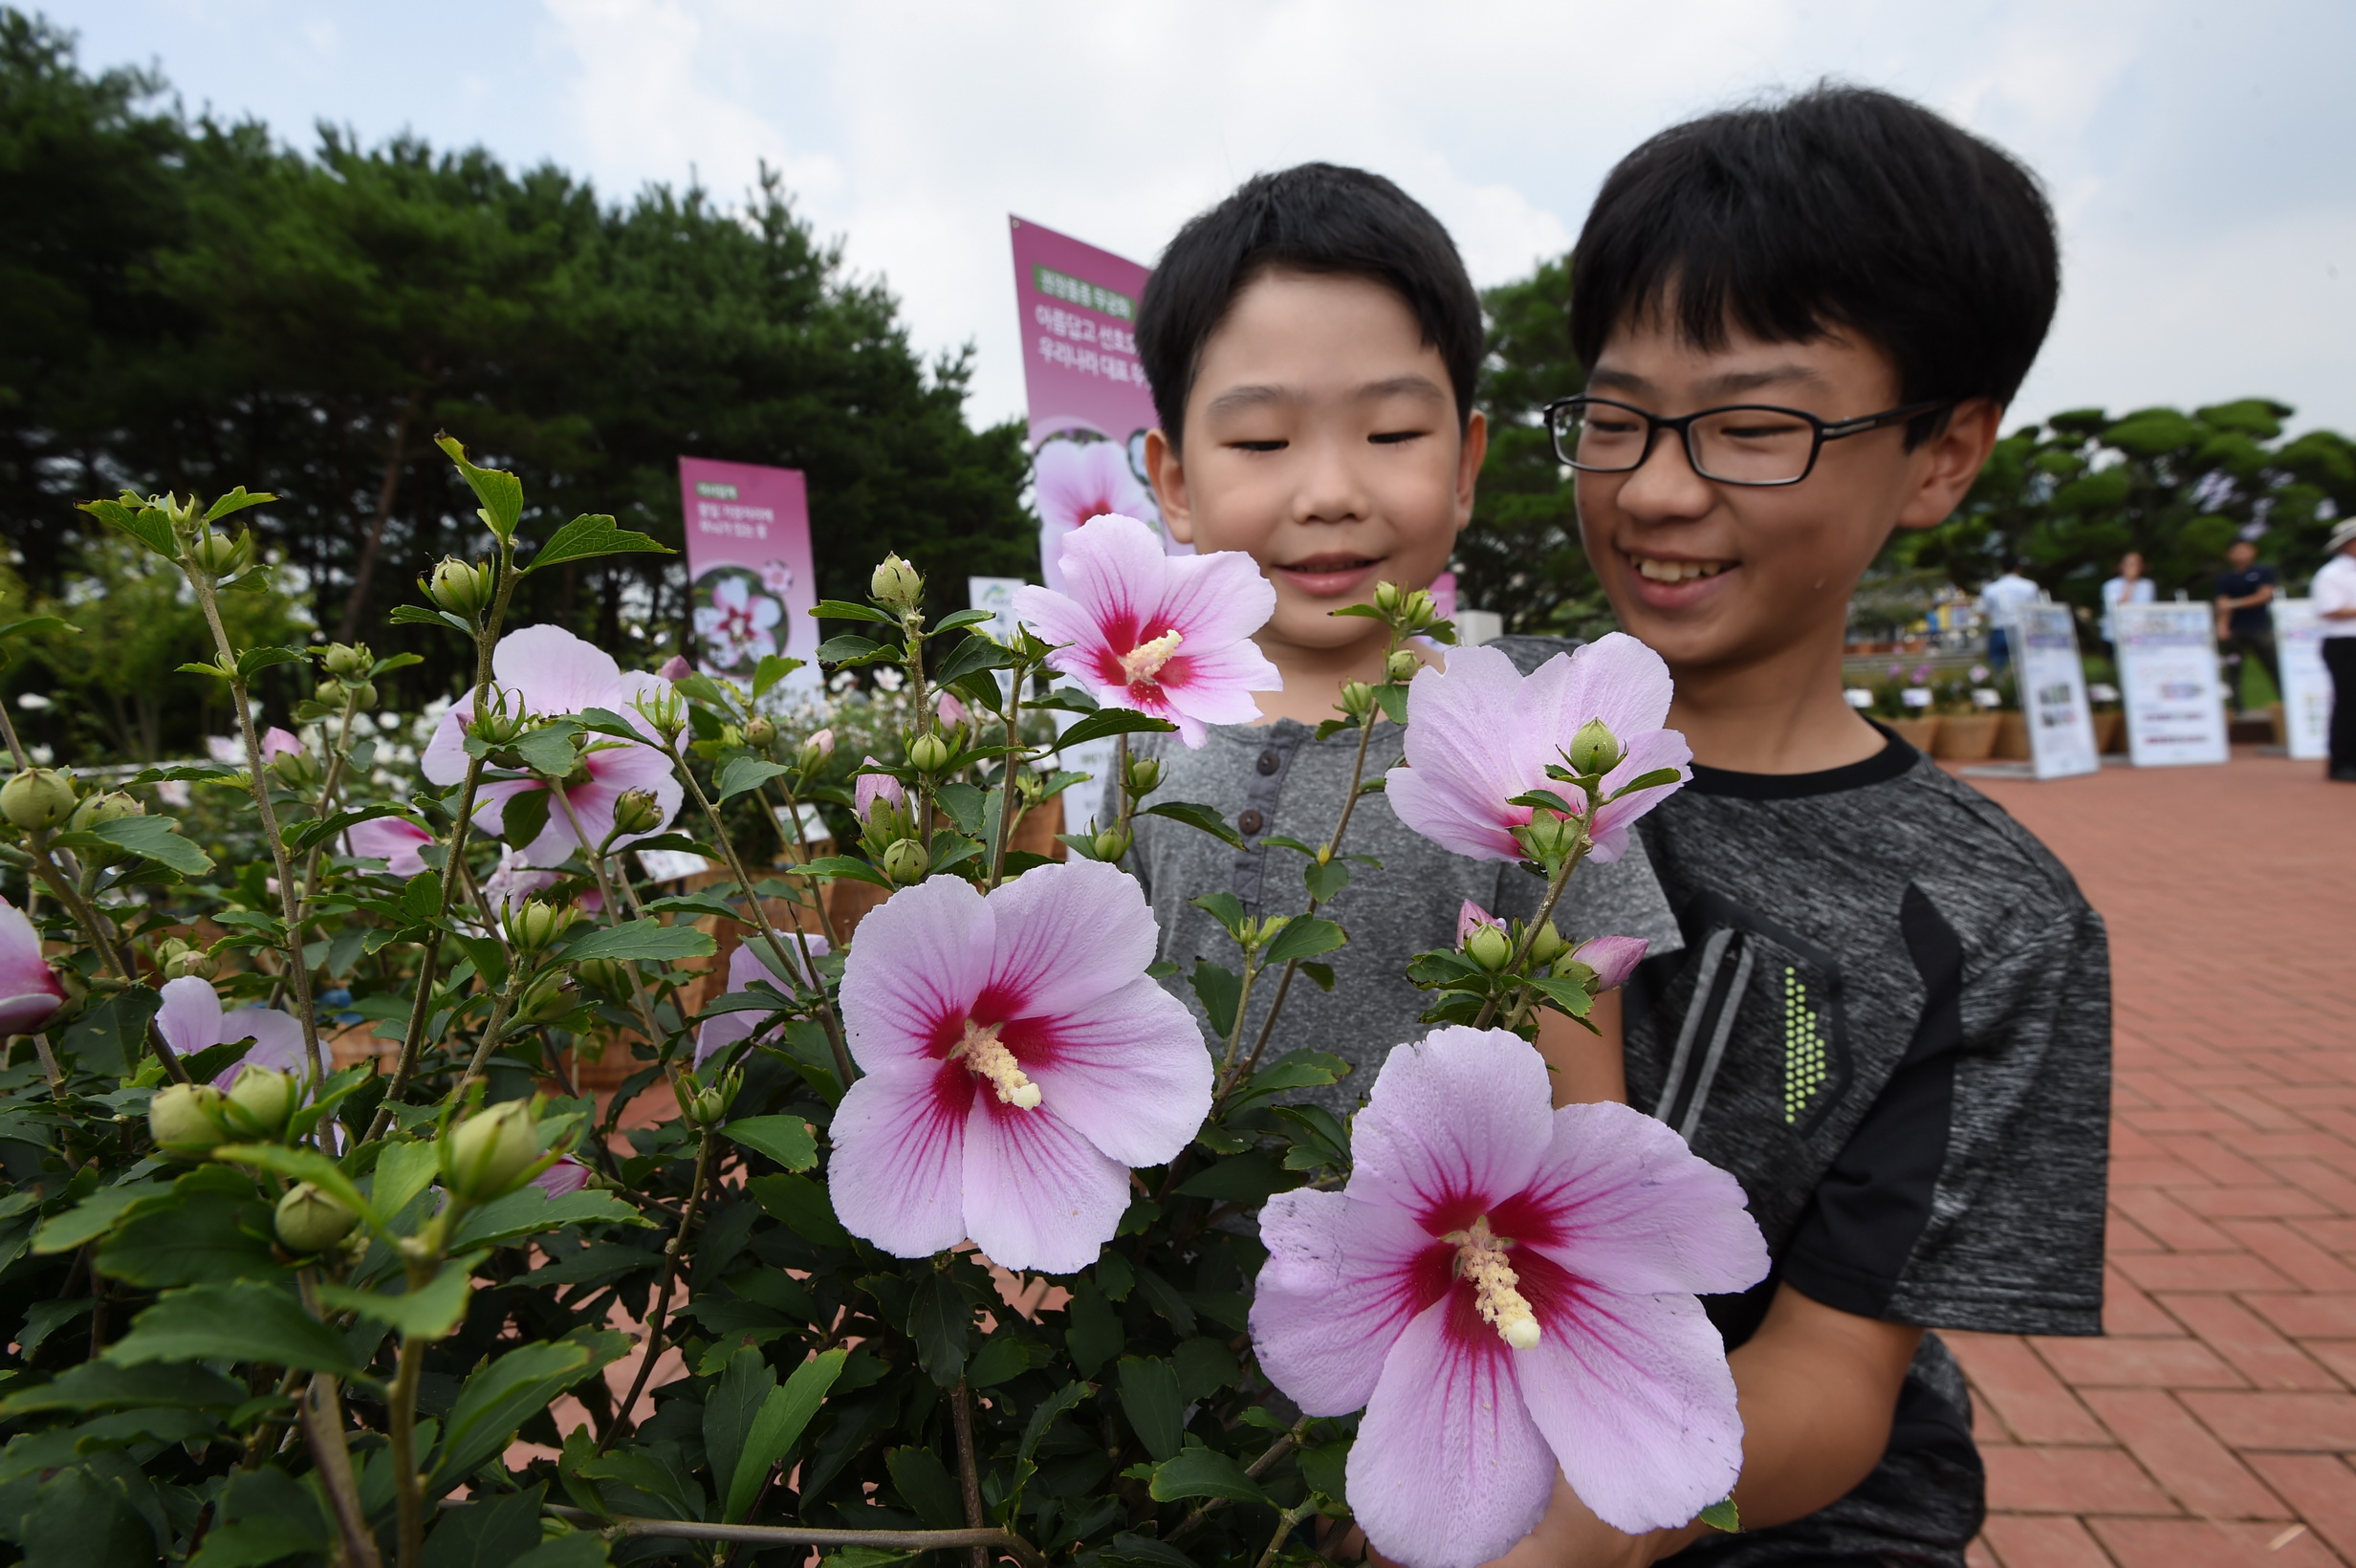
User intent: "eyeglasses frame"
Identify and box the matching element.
[1538,394,1955,488]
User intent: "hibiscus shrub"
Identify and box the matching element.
[0,439,1757,1568]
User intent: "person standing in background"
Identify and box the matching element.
[2213,537,2281,699]
[2099,549,2155,664]
[1977,555,2041,673]
[2315,517,2356,782]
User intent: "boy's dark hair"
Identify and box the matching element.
[1569,85,2058,420]
[1138,163,1481,448]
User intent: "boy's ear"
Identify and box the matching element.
[1894,399,2002,533]
[1143,427,1194,546]
[1453,409,1489,534]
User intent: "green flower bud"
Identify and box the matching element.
[515,969,576,1024]
[157,939,217,982]
[796,727,836,773]
[464,690,529,749]
[1567,717,1622,776]
[578,957,631,999]
[1386,649,1423,685]
[1013,770,1044,805]
[187,530,250,577]
[425,557,496,620]
[148,1082,229,1158]
[1339,681,1378,720]
[1465,923,1516,972]
[906,732,953,774]
[870,554,925,613]
[322,642,372,680]
[222,1066,302,1141]
[1091,826,1132,863]
[344,680,379,710]
[274,1182,359,1252]
[2,768,78,831]
[1123,754,1163,796]
[1509,812,1583,870]
[743,715,778,751]
[504,899,573,955]
[69,790,142,833]
[692,1086,726,1125]
[1373,580,1403,614]
[610,788,664,837]
[1522,920,1572,969]
[443,1100,542,1204]
[1396,588,1439,632]
[270,748,324,789]
[880,838,929,884]
[631,686,687,744]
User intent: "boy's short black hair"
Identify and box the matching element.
[1569,85,2059,418]
[1138,163,1481,448]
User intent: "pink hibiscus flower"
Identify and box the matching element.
[1571,935,1648,991]
[853,759,905,822]
[0,896,64,1036]
[1385,636,1691,865]
[693,935,829,1069]
[534,1154,591,1198]
[692,575,783,668]
[344,816,432,877]
[828,859,1210,1274]
[155,975,319,1084]
[1032,437,1154,595]
[1252,1028,1766,1565]
[1011,513,1281,748]
[420,625,682,868]
[260,727,303,763]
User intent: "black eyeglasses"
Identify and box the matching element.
[1539,395,1953,488]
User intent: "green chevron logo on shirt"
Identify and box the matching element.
[1783,966,1829,1124]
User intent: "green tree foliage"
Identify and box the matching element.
[0,11,1032,762]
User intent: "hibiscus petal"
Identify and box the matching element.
[1563,632,1675,738]
[1509,1101,1769,1297]
[1252,1188,1448,1415]
[1348,1029,1555,1231]
[959,1096,1130,1274]
[1383,763,1522,861]
[983,860,1158,1016]
[344,816,431,876]
[1014,974,1208,1169]
[421,708,471,787]
[1511,1277,1746,1535]
[492,623,625,720]
[1348,1298,1560,1568]
[1588,729,1695,862]
[0,898,61,1034]
[229,1008,315,1078]
[692,1011,755,1070]
[1055,513,1169,636]
[838,876,994,1073]
[1158,546,1279,653]
[1163,639,1282,726]
[154,975,224,1058]
[828,1060,971,1258]
[1009,584,1106,667]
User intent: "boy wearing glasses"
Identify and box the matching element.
[1499,89,2111,1565]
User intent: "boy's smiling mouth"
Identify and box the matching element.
[1631,555,1733,584]
[1621,548,1738,607]
[1273,553,1385,598]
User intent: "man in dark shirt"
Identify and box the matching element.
[2214,537,2281,697]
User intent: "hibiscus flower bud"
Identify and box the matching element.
[611,789,664,837]
[1567,935,1648,993]
[67,791,143,864]
[321,642,372,680]
[632,685,687,744]
[465,693,529,749]
[1123,753,1163,796]
[1523,920,1572,968]
[187,530,250,577]
[443,1100,542,1203]
[274,1181,359,1252]
[222,1065,302,1141]
[870,554,925,613]
[345,680,380,709]
[881,838,929,884]
[1374,581,1403,615]
[1339,681,1377,719]
[1465,923,1515,972]
[426,557,496,620]
[1456,900,1501,946]
[504,899,573,955]
[270,746,323,789]
[797,728,836,773]
[156,938,217,982]
[515,969,576,1024]
[534,1154,592,1198]
[148,1082,229,1158]
[1013,770,1044,805]
[1385,649,1423,685]
[578,957,631,998]
[906,732,953,774]
[743,714,778,751]
[1568,717,1622,776]
[658,653,693,683]
[854,762,906,822]
[1091,825,1133,862]
[1510,811,1583,869]
[2,768,78,831]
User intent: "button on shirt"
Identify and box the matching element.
[2315,554,2356,639]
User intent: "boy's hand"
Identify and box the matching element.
[1474,1476,1691,1568]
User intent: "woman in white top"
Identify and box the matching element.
[2314,519,2356,780]
[2099,550,2156,654]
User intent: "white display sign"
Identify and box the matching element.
[967,577,1028,644]
[2112,602,2230,767]
[2271,599,2331,761]
[2009,602,2101,779]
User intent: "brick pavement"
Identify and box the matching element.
[1948,752,2356,1568]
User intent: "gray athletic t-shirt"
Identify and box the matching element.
[1121,636,1683,1116]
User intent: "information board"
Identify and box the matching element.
[2271,599,2331,761]
[2009,602,2102,779]
[676,456,819,695]
[2112,602,2230,767]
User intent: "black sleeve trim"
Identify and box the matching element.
[1781,884,1963,1319]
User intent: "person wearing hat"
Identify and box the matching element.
[2318,515,2356,781]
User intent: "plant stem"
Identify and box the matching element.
[951,1379,988,1568]
[549,790,665,1043]
[301,1373,383,1568]
[1471,838,1586,1031]
[22,834,130,982]
[447,969,528,1097]
[598,1126,714,1453]
[985,662,1029,891]
[526,1505,1046,1568]
[389,1332,426,1567]
[1167,1418,1308,1543]
[0,699,28,771]
[766,776,841,947]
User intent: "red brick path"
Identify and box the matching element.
[1951,753,2356,1567]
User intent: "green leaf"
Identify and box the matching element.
[0,614,76,641]
[499,786,554,851]
[108,1281,360,1375]
[508,1535,610,1568]
[509,719,583,777]
[448,1187,649,1250]
[1373,683,1411,726]
[1143,799,1242,848]
[749,1173,851,1248]
[905,1271,971,1386]
[1148,1446,1269,1505]
[1300,961,1336,991]
[72,816,213,874]
[885,1445,964,1530]
[751,654,802,698]
[96,1175,286,1287]
[528,512,672,573]
[422,1483,548,1568]
[235,644,310,682]
[934,780,987,838]
[1189,961,1242,1038]
[17,1462,166,1568]
[726,1347,847,1521]
[1116,1355,1186,1460]
[437,432,525,542]
[716,755,792,802]
[1610,766,1686,799]
[561,917,717,965]
[316,1253,482,1339]
[810,599,898,624]
[31,1178,164,1255]
[786,855,894,890]
[704,1346,774,1520]
[1189,891,1248,938]
[721,1115,818,1171]
[210,1143,377,1230]
[815,633,884,663]
[392,603,474,634]
[288,803,414,858]
[57,985,163,1077]
[204,486,275,523]
[371,1140,442,1226]
[1263,916,1346,966]
[1699,1497,1740,1533]
[1054,708,1180,749]
[1233,1049,1352,1106]
[1173,1152,1299,1205]
[1303,857,1352,903]
[930,633,1020,687]
[1020,1382,1089,1463]
[0,1359,245,1417]
[431,1339,594,1493]
[1064,1281,1123,1378]
[81,494,178,558]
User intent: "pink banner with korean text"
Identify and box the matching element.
[678,455,820,694]
[1010,216,1186,592]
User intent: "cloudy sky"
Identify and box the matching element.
[48,0,2356,436]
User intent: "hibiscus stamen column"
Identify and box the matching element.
[1450,1216,1540,1349]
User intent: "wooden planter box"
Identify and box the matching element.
[2094,711,2127,753]
[1889,716,1942,752]
[1992,712,2031,760]
[1931,713,2001,761]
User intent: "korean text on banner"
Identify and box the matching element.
[2009,602,2101,779]
[678,456,819,696]
[2271,599,2331,761]
[2113,601,2230,767]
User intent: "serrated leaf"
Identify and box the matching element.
[1299,961,1336,991]
[436,432,525,542]
[448,1187,649,1250]
[931,633,1019,687]
[0,1359,245,1417]
[316,1253,481,1339]
[561,917,717,965]
[234,644,309,681]
[81,494,177,557]
[1303,857,1352,902]
[814,634,884,663]
[751,654,802,698]
[716,755,791,802]
[720,1115,818,1171]
[288,803,415,858]
[905,1271,970,1386]
[1173,1152,1298,1204]
[58,984,163,1077]
[1373,684,1410,726]
[1262,916,1345,965]
[749,1173,852,1248]
[108,1281,360,1374]
[1609,766,1686,799]
[1189,891,1248,937]
[1143,799,1241,848]
[528,512,671,573]
[371,1141,441,1226]
[0,614,76,641]
[810,599,898,624]
[1147,1446,1268,1505]
[204,486,275,523]
[1054,708,1180,748]
[32,1179,173,1254]
[1699,1498,1740,1533]
[1116,1356,1185,1460]
[786,855,894,889]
